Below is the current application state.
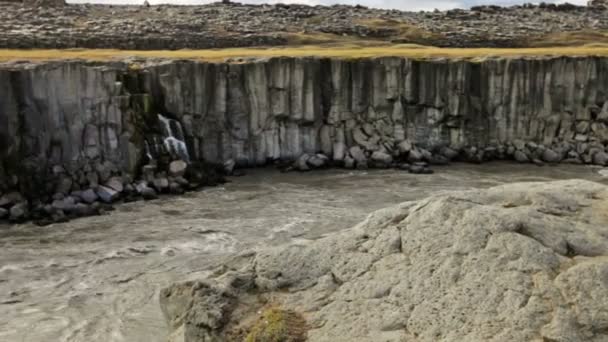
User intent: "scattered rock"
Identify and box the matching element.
[541,148,561,163]
[9,202,28,221]
[514,150,530,163]
[169,160,188,177]
[105,177,124,193]
[0,192,23,207]
[295,154,311,171]
[96,185,120,203]
[153,177,170,192]
[370,151,392,166]
[80,189,98,204]
[223,159,236,175]
[593,151,608,166]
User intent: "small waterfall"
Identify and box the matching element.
[157,114,191,163]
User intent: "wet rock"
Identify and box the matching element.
[80,189,98,204]
[307,154,329,169]
[343,156,355,169]
[333,142,346,161]
[428,155,449,165]
[105,177,124,193]
[169,160,188,177]
[541,149,561,163]
[349,146,367,166]
[9,202,28,221]
[52,196,76,213]
[153,177,170,192]
[96,185,120,203]
[409,163,433,174]
[440,146,459,160]
[141,186,158,200]
[56,176,73,195]
[370,151,393,166]
[142,165,157,183]
[397,140,412,154]
[0,208,7,219]
[96,161,114,183]
[514,150,530,163]
[223,159,236,175]
[533,158,545,166]
[169,182,184,195]
[0,192,24,208]
[407,148,423,162]
[73,203,93,217]
[295,154,311,171]
[593,151,608,166]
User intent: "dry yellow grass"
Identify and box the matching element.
[2,44,608,63]
[527,30,608,47]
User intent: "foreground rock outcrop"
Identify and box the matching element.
[3,56,608,222]
[160,179,608,341]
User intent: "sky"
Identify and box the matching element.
[68,0,588,12]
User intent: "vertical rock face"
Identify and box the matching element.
[2,56,608,201]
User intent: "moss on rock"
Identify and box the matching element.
[245,307,307,342]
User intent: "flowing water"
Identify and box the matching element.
[1,163,606,342]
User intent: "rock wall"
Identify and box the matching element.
[2,56,608,220]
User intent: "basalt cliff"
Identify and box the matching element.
[2,56,608,222]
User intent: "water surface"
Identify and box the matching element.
[1,163,605,342]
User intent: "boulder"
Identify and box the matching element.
[343,156,355,169]
[9,202,28,221]
[295,154,311,171]
[307,154,329,169]
[593,151,608,166]
[80,189,98,204]
[105,177,124,193]
[397,140,412,154]
[96,185,120,203]
[56,176,73,195]
[348,146,367,164]
[169,182,184,195]
[0,192,24,207]
[153,177,170,192]
[223,159,236,175]
[142,165,157,183]
[541,148,561,163]
[0,208,7,219]
[439,146,459,160]
[51,196,76,213]
[514,150,530,163]
[161,180,608,342]
[407,148,423,162]
[370,151,393,166]
[141,186,158,200]
[73,203,93,217]
[169,160,188,177]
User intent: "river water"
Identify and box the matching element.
[1,163,606,342]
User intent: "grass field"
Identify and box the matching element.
[2,43,608,63]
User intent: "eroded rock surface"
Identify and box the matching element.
[162,179,608,342]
